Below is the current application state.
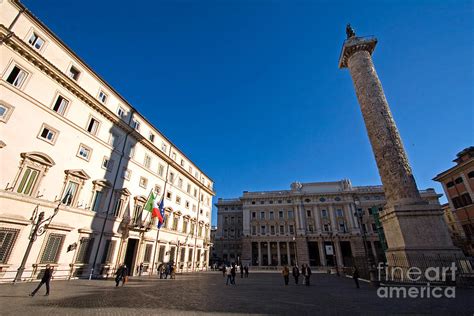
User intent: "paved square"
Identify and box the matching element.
[0,272,472,315]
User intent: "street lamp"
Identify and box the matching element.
[354,198,379,286]
[327,229,340,276]
[14,203,60,283]
[292,236,298,266]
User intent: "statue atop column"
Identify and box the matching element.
[346,24,356,39]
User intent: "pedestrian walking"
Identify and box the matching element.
[301,264,306,285]
[158,263,164,279]
[353,267,360,289]
[225,266,232,285]
[138,262,144,276]
[244,265,249,278]
[231,263,236,285]
[292,265,300,284]
[120,264,129,286]
[282,265,290,285]
[304,264,312,286]
[164,263,170,279]
[170,264,176,279]
[222,264,226,277]
[30,264,53,296]
[240,264,244,278]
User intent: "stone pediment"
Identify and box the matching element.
[21,152,55,167]
[65,169,90,180]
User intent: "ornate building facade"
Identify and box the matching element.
[0,0,214,282]
[215,180,441,268]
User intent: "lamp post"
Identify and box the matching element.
[292,236,299,266]
[327,230,340,276]
[354,198,379,286]
[14,203,60,283]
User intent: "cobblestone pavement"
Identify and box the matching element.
[0,272,473,315]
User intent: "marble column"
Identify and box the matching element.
[277,242,281,266]
[286,242,291,264]
[318,240,327,266]
[267,242,271,266]
[339,30,460,259]
[329,205,337,232]
[257,242,261,266]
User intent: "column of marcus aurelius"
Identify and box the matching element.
[338,25,461,262]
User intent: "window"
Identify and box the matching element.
[455,177,463,184]
[446,181,455,188]
[38,124,58,144]
[149,133,155,142]
[40,234,65,263]
[468,171,474,179]
[194,188,197,198]
[178,178,183,188]
[269,211,274,219]
[180,159,185,167]
[117,106,126,119]
[139,177,148,189]
[170,172,175,183]
[321,209,328,218]
[186,184,191,193]
[323,224,330,232]
[98,90,107,103]
[62,181,79,206]
[67,65,81,81]
[75,237,95,263]
[102,157,114,172]
[306,210,312,217]
[91,191,103,212]
[185,201,190,208]
[260,212,265,220]
[86,117,100,135]
[132,119,140,131]
[144,154,151,168]
[28,32,45,50]
[336,209,343,217]
[14,152,55,196]
[158,164,164,177]
[339,221,347,232]
[113,197,124,217]
[172,217,179,231]
[176,196,181,204]
[52,95,69,115]
[171,152,177,160]
[279,211,284,219]
[161,142,167,152]
[182,220,188,233]
[0,103,14,123]
[166,191,172,199]
[289,225,294,234]
[270,225,275,235]
[77,144,92,161]
[288,210,294,219]
[189,166,193,174]
[6,65,28,88]
[251,226,256,235]
[122,168,131,180]
[132,201,144,226]
[16,166,40,195]
[190,222,196,236]
[279,225,284,234]
[144,244,153,263]
[101,240,116,264]
[0,228,20,263]
[128,145,135,158]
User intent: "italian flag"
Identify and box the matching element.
[144,190,163,222]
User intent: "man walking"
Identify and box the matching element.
[353,267,360,289]
[292,264,300,284]
[244,265,249,278]
[231,263,236,285]
[30,264,53,296]
[225,265,232,285]
[304,264,312,286]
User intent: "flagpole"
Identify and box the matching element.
[150,146,172,275]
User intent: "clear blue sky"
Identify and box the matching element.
[23,0,473,226]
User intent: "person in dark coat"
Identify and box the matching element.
[304,264,312,286]
[244,265,249,278]
[230,263,236,285]
[353,267,360,289]
[115,264,124,287]
[121,264,128,286]
[240,264,244,278]
[301,264,307,285]
[292,265,300,284]
[30,264,53,296]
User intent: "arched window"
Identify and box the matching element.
[13,152,55,196]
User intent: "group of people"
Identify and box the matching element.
[223,263,249,285]
[282,264,312,286]
[157,262,176,279]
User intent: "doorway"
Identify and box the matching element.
[124,238,138,276]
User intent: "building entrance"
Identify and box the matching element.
[124,238,138,276]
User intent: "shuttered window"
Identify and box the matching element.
[40,234,65,263]
[144,244,153,263]
[101,240,116,264]
[75,237,95,263]
[0,228,19,263]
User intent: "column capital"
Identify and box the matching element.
[338,36,378,69]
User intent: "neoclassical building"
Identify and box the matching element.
[215,180,441,268]
[0,0,214,282]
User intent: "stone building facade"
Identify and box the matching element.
[0,0,214,282]
[434,147,474,256]
[215,180,441,268]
